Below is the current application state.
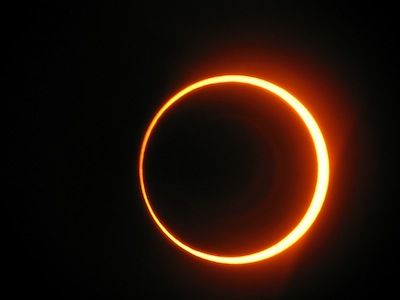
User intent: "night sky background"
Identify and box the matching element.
[10,1,396,299]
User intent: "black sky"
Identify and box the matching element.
[10,2,396,299]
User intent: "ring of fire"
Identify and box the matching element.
[139,75,329,264]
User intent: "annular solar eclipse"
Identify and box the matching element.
[139,75,329,264]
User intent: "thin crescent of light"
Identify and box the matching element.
[139,75,329,264]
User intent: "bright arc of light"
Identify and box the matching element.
[139,75,329,264]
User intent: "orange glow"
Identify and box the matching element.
[139,75,329,264]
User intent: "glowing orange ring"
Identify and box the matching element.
[139,75,329,264]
